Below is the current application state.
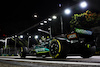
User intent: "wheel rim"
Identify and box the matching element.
[50,42,59,56]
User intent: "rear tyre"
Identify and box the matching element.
[49,39,70,59]
[20,52,26,58]
[81,45,96,58]
[19,47,28,58]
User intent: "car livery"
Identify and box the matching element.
[19,28,96,59]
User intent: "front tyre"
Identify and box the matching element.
[49,39,70,59]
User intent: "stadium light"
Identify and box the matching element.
[64,8,71,15]
[20,35,23,39]
[34,15,38,18]
[40,23,44,25]
[80,1,88,8]
[44,21,47,23]
[48,18,52,21]
[35,35,38,39]
[52,15,57,19]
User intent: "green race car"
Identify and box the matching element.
[19,28,96,59]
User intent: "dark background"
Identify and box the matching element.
[0,0,100,37]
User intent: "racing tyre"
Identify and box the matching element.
[20,52,26,58]
[19,47,28,58]
[81,45,96,58]
[49,39,70,59]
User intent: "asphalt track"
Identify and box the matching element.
[0,56,100,67]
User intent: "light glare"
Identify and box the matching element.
[34,15,38,18]
[20,35,23,38]
[52,16,57,19]
[29,36,31,38]
[40,23,44,25]
[80,1,87,8]
[64,9,71,15]
[35,35,38,39]
[59,4,62,7]
[44,21,47,23]
[48,18,52,21]
[15,35,17,37]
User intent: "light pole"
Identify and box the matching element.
[60,16,63,34]
[28,35,31,48]
[48,18,52,38]
[60,8,71,35]
[15,35,17,54]
[48,16,57,38]
[27,33,32,49]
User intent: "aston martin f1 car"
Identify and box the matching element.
[19,28,96,59]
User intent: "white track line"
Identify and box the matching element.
[0,58,100,66]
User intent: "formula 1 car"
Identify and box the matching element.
[19,28,96,59]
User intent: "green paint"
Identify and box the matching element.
[35,48,49,53]
[37,51,49,54]
[75,28,92,35]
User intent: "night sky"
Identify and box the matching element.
[1,0,100,36]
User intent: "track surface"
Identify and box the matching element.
[16,56,100,63]
[0,56,100,66]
